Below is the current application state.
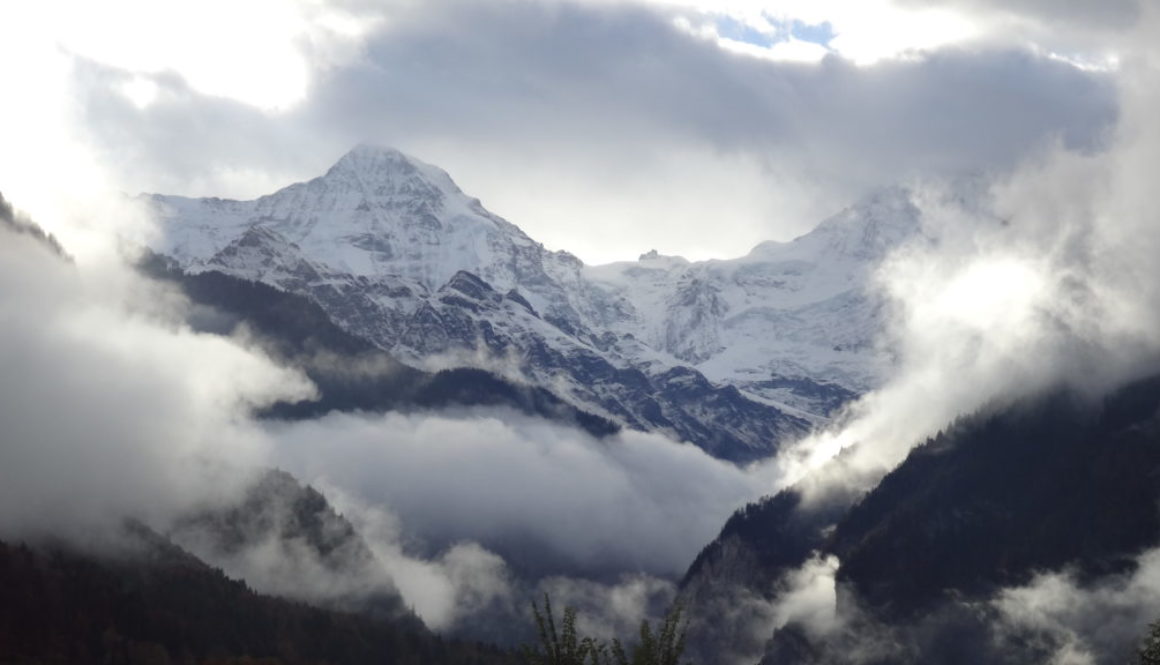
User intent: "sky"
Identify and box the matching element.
[0,0,1128,265]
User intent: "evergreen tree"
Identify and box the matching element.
[595,604,688,665]
[521,597,690,665]
[522,594,596,665]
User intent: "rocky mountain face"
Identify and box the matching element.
[145,145,926,462]
[142,255,620,437]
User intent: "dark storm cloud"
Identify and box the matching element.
[311,2,1115,171]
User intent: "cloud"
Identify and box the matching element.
[536,573,677,643]
[992,548,1160,664]
[708,14,1160,665]
[0,196,704,642]
[9,0,381,111]
[266,408,766,578]
[912,0,1141,28]
[222,475,690,641]
[313,481,518,633]
[32,0,1114,265]
[896,0,1142,42]
[772,553,841,636]
[1,0,1154,653]
[775,2,1160,497]
[665,0,986,65]
[0,204,313,543]
[714,10,1160,660]
[681,550,841,665]
[636,0,1140,67]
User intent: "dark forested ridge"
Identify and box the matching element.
[681,372,1160,663]
[167,468,415,622]
[0,192,68,259]
[0,526,516,665]
[831,374,1160,619]
[171,469,378,571]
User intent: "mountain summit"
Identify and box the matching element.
[145,146,936,461]
[150,144,561,293]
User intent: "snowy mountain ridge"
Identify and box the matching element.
[584,185,920,393]
[144,144,934,461]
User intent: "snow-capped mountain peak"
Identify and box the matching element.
[149,144,547,292]
[144,146,957,461]
[745,186,920,264]
[320,143,467,213]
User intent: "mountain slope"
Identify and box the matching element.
[142,253,619,437]
[0,191,68,259]
[0,525,515,665]
[830,377,1160,620]
[680,372,1160,664]
[168,468,413,622]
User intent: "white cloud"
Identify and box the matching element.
[776,4,1160,501]
[0,212,313,541]
[537,573,678,642]
[626,0,1143,66]
[267,409,767,577]
[325,483,517,631]
[994,548,1160,664]
[772,553,841,636]
[20,0,381,110]
[0,0,1108,265]
[620,0,984,64]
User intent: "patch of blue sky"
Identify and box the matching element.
[713,15,776,47]
[714,14,834,48]
[790,20,834,46]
